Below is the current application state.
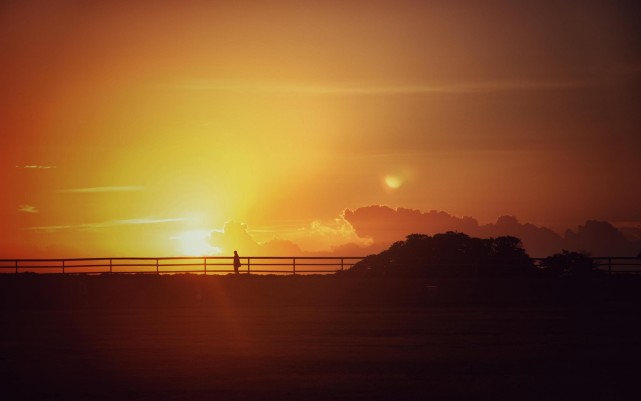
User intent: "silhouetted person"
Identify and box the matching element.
[233,250,241,274]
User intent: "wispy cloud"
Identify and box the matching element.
[177,79,589,96]
[15,165,57,169]
[107,218,186,226]
[26,217,186,232]
[18,204,39,213]
[58,186,147,193]
[247,222,308,234]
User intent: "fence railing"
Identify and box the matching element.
[584,256,641,274]
[0,256,366,275]
[1,256,640,275]
[531,257,641,274]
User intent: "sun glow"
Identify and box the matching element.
[384,175,403,189]
[174,230,221,256]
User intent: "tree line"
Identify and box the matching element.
[341,232,600,278]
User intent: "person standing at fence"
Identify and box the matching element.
[233,250,241,274]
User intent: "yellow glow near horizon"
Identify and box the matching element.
[175,230,221,256]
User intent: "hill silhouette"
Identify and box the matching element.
[341,232,535,277]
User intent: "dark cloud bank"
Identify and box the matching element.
[342,206,641,258]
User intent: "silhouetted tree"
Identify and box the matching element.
[540,250,597,277]
[487,235,534,276]
[341,232,535,277]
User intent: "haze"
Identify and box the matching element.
[2,1,640,257]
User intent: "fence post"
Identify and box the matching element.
[109,258,113,273]
[341,258,344,271]
[204,257,207,275]
[62,260,65,274]
[293,258,296,275]
[608,257,612,276]
[15,260,18,274]
[247,257,251,274]
[156,258,159,275]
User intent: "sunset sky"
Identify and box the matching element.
[2,0,640,257]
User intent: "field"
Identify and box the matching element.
[2,275,641,400]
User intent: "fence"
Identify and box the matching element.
[530,257,641,274]
[0,256,365,275]
[587,257,641,274]
[1,256,640,275]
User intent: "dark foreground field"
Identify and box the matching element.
[2,275,641,401]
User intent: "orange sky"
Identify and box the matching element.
[2,0,640,258]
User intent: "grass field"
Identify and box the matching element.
[2,275,641,400]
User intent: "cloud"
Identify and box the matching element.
[260,239,304,255]
[246,223,307,235]
[17,204,39,213]
[343,206,564,255]
[58,186,146,193]
[208,219,370,256]
[210,221,262,254]
[109,218,186,226]
[243,217,373,254]
[478,216,565,257]
[343,205,479,245]
[15,165,56,169]
[565,221,640,256]
[302,218,372,252]
[26,217,186,232]
[342,205,641,257]
[618,226,641,243]
[178,79,589,96]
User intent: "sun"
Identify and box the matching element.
[384,174,403,189]
[174,229,221,256]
